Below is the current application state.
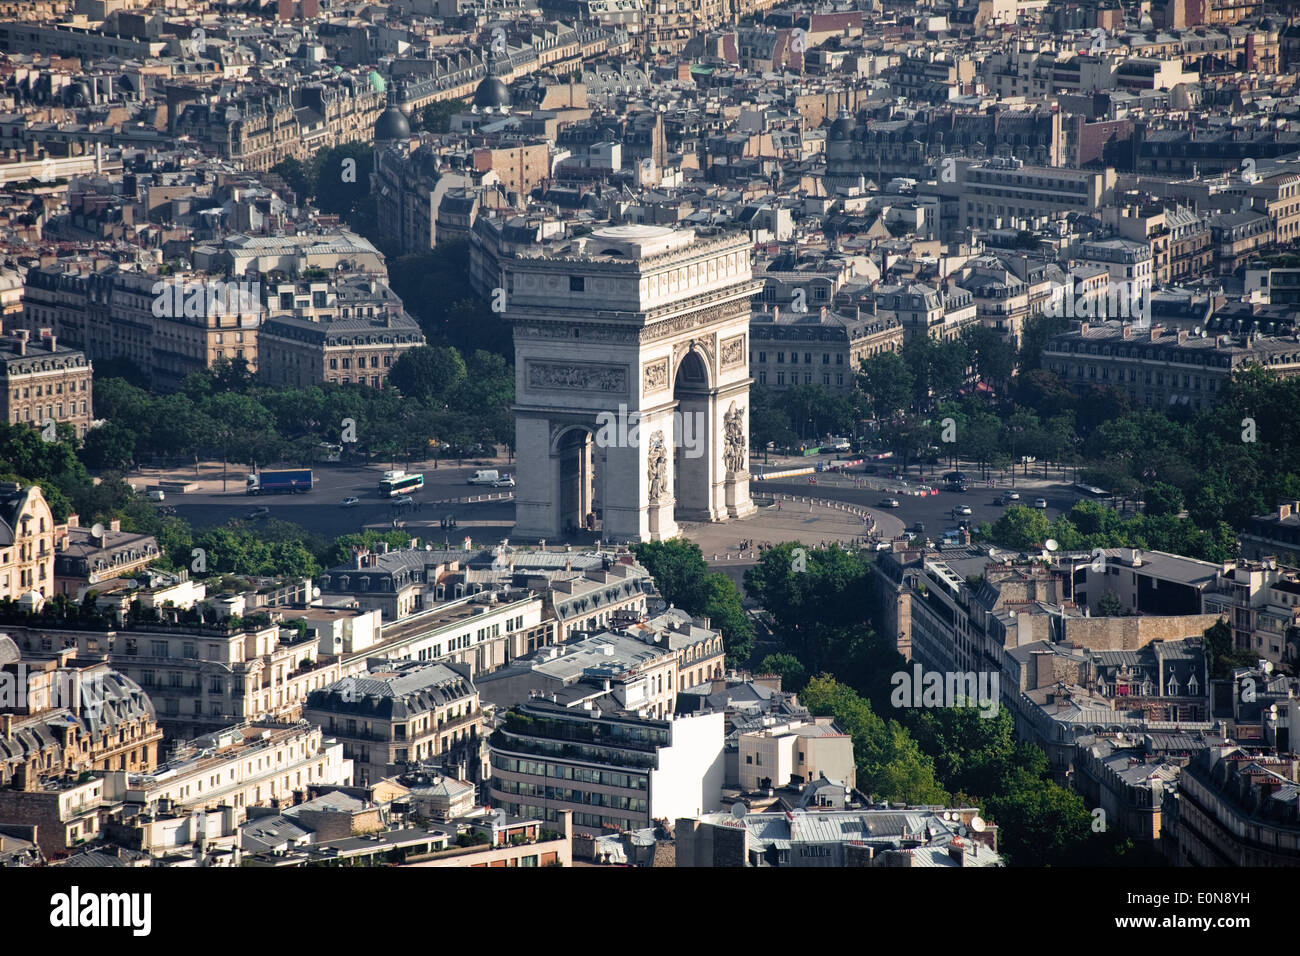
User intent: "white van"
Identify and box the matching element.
[147,489,166,502]
[467,469,500,485]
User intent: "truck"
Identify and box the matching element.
[246,469,313,495]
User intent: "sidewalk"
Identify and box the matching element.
[683,496,889,566]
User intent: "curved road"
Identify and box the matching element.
[761,471,1082,543]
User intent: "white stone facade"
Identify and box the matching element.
[509,226,759,542]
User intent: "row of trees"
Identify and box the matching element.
[751,324,1022,454]
[0,413,436,579]
[980,500,1238,564]
[855,308,1300,545]
[744,544,1158,865]
[86,350,513,472]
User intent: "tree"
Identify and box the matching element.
[321,530,418,569]
[1144,481,1184,517]
[450,350,514,449]
[81,422,137,472]
[800,675,948,805]
[417,98,467,133]
[743,546,895,695]
[748,386,796,452]
[699,572,755,667]
[907,707,1045,800]
[1018,313,1071,372]
[758,653,807,692]
[984,767,1093,866]
[270,157,317,203]
[1203,619,1257,679]
[0,422,91,520]
[961,325,1019,392]
[388,346,468,403]
[986,506,1050,550]
[312,143,374,219]
[1095,590,1126,617]
[858,351,914,419]
[633,539,753,665]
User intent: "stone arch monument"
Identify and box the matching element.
[507,225,759,542]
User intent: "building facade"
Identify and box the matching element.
[1,325,92,438]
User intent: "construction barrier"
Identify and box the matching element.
[754,466,817,481]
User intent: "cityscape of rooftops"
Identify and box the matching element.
[0,0,1293,922]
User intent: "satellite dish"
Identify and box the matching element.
[1044,539,1059,552]
[730,801,747,820]
[969,816,986,832]
[311,587,321,599]
[1263,661,1274,674]
[958,825,968,837]
[90,522,105,538]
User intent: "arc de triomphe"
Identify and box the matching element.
[506,225,758,542]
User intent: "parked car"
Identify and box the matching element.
[1033,497,1048,509]
[340,496,360,508]
[877,497,900,508]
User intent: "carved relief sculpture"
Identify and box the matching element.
[723,402,747,474]
[647,431,668,501]
[528,362,627,392]
[643,358,669,394]
[720,334,745,368]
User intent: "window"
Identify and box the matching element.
[569,276,585,292]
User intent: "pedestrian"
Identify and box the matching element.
[777,501,781,511]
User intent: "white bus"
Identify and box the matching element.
[379,473,425,497]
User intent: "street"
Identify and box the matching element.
[761,466,1085,543]
[139,460,516,538]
